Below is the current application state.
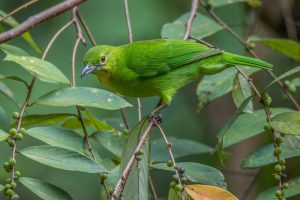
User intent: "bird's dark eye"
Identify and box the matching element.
[101,55,106,63]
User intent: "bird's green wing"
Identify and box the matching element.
[124,39,223,78]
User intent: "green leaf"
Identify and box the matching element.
[241,143,300,168]
[120,118,150,200]
[249,37,300,61]
[291,77,300,87]
[197,68,236,110]
[232,73,253,113]
[218,108,291,148]
[83,110,115,131]
[21,113,74,127]
[270,112,300,135]
[0,82,19,106]
[256,176,300,200]
[92,131,127,157]
[0,43,29,56]
[264,66,300,90]
[0,74,28,86]
[3,54,70,84]
[26,127,85,153]
[208,0,246,7]
[0,129,8,142]
[19,177,72,200]
[0,10,41,52]
[283,135,300,151]
[0,106,9,131]
[35,87,131,110]
[152,162,226,188]
[0,184,4,191]
[161,13,223,39]
[21,145,107,173]
[61,118,85,130]
[168,188,181,200]
[151,137,213,163]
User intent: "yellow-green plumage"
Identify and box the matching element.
[82,39,272,105]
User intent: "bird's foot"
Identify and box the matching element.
[148,112,162,125]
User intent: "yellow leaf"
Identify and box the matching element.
[185,184,239,200]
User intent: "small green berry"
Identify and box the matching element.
[261,92,272,106]
[135,155,142,161]
[180,176,188,184]
[3,162,10,170]
[274,147,282,155]
[100,173,108,181]
[9,159,16,166]
[274,174,281,182]
[263,124,271,132]
[283,183,289,189]
[282,165,286,171]
[4,184,11,189]
[248,42,256,49]
[122,129,129,136]
[276,137,283,145]
[279,159,286,165]
[167,160,173,167]
[9,128,16,136]
[10,182,16,189]
[6,189,13,196]
[288,84,296,93]
[275,190,282,197]
[170,181,177,189]
[173,174,178,181]
[15,171,21,178]
[15,133,23,141]
[175,184,183,192]
[12,112,19,119]
[274,164,282,173]
[19,128,26,134]
[284,80,291,87]
[7,139,14,147]
[137,149,144,155]
[11,194,19,200]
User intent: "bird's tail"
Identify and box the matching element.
[224,52,273,69]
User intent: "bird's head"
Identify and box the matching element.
[81,45,115,78]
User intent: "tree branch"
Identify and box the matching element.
[0,0,86,43]
[183,0,199,40]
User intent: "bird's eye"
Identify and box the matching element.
[100,55,106,63]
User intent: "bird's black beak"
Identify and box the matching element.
[81,65,100,78]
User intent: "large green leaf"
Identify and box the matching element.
[35,87,131,110]
[83,110,115,131]
[264,66,300,90]
[151,137,213,163]
[249,37,300,61]
[0,73,28,86]
[92,131,127,157]
[21,145,107,173]
[152,162,226,188]
[0,43,29,56]
[0,106,9,131]
[218,108,291,148]
[161,13,223,39]
[256,176,300,200]
[26,127,85,153]
[283,135,300,151]
[232,73,253,113]
[270,112,300,135]
[0,10,41,52]
[0,82,19,106]
[197,68,236,110]
[3,54,70,84]
[21,113,74,127]
[241,143,300,168]
[0,129,8,142]
[120,118,150,200]
[19,177,72,200]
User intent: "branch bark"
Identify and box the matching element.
[0,0,86,43]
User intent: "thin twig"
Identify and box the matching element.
[155,122,184,200]
[148,175,158,200]
[183,0,198,40]
[120,108,130,131]
[0,0,39,24]
[0,0,86,43]
[110,121,154,200]
[76,10,97,46]
[199,0,300,111]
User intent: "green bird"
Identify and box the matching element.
[81,39,272,107]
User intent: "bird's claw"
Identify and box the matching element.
[148,112,162,125]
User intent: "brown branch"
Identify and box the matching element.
[0,0,86,43]
[183,0,199,40]
[199,0,300,111]
[0,0,39,24]
[110,121,154,200]
[120,108,130,131]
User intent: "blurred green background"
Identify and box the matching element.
[0,0,300,199]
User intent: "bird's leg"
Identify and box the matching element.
[148,99,166,124]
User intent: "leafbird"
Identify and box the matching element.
[81,39,272,108]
